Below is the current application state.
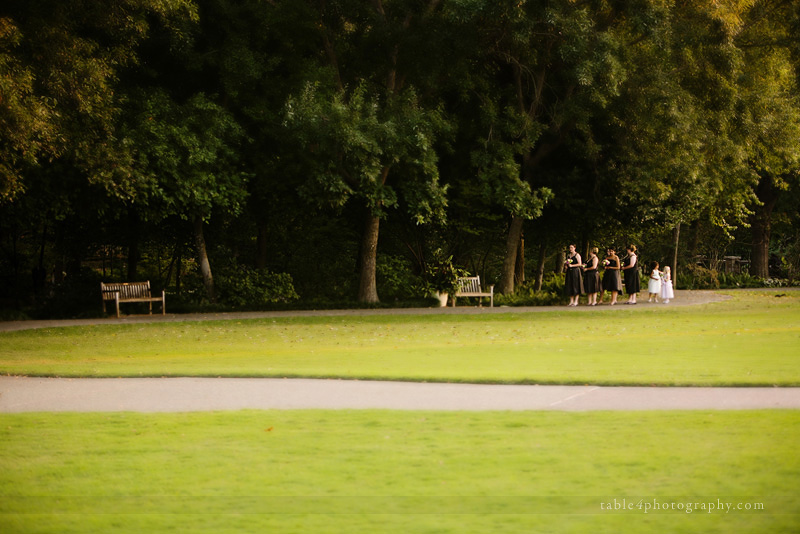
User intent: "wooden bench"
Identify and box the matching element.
[452,276,494,307]
[101,281,165,318]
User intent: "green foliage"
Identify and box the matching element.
[120,90,249,217]
[2,0,800,313]
[376,255,424,301]
[677,265,800,290]
[496,275,566,306]
[677,264,721,290]
[284,82,449,223]
[215,263,299,308]
[423,250,469,296]
[0,0,198,202]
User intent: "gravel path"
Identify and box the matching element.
[2,376,799,413]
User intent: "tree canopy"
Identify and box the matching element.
[2,0,800,313]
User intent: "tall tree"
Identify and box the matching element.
[119,90,248,301]
[735,1,800,277]
[464,0,628,294]
[284,0,450,303]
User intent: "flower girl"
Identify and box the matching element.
[647,261,662,303]
[660,266,675,303]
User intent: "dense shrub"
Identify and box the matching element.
[215,264,300,308]
[677,264,800,289]
[677,264,720,289]
[497,274,567,306]
[377,255,426,300]
[36,267,106,318]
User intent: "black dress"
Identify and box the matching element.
[602,257,623,292]
[564,254,584,296]
[583,256,600,294]
[622,256,640,294]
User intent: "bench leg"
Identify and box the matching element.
[162,292,166,315]
[115,294,120,318]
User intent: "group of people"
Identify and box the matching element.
[563,244,674,306]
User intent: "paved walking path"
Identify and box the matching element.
[2,377,799,413]
[2,289,798,413]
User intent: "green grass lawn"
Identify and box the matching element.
[1,291,798,385]
[2,410,799,534]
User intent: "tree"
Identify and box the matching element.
[119,90,248,301]
[285,82,447,302]
[284,0,450,303]
[459,0,635,294]
[0,0,197,202]
[735,1,800,277]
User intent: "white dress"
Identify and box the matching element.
[647,269,661,294]
[661,274,674,299]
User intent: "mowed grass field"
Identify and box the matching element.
[0,291,798,385]
[1,410,799,534]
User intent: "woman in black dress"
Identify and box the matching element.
[583,247,600,306]
[601,247,623,305]
[564,244,583,306]
[621,244,640,304]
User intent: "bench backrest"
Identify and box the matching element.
[457,276,482,293]
[101,281,152,300]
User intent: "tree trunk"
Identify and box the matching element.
[514,231,525,286]
[500,216,524,294]
[750,175,779,278]
[580,235,589,263]
[358,212,380,303]
[534,242,546,292]
[193,215,215,302]
[672,222,680,288]
[555,250,565,274]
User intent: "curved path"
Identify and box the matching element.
[2,376,799,413]
[2,289,799,412]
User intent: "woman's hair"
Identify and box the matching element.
[651,261,659,269]
[591,247,598,254]
[663,266,671,274]
[628,244,637,253]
